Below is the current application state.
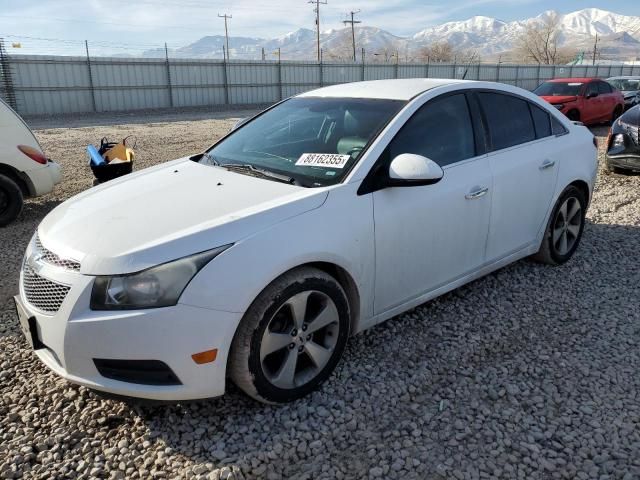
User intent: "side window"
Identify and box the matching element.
[388,94,475,167]
[478,92,535,151]
[551,115,568,135]
[585,83,598,97]
[598,82,612,94]
[529,103,552,139]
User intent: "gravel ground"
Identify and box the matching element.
[1,115,639,480]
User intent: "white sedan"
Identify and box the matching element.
[15,79,597,403]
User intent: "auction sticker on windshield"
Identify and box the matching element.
[295,153,350,169]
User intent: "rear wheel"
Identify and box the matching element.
[567,110,580,122]
[532,186,586,265]
[0,174,24,227]
[229,267,350,404]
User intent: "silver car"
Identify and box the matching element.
[607,76,640,110]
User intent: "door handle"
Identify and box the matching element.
[539,159,556,170]
[465,187,489,200]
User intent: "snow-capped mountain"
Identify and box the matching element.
[140,8,640,61]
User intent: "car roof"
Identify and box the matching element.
[547,78,598,83]
[296,78,474,100]
[607,76,640,80]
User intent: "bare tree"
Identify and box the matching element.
[417,41,455,62]
[513,14,575,64]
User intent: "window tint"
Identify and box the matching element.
[597,82,612,94]
[478,92,535,151]
[551,115,568,135]
[529,103,552,139]
[389,94,475,167]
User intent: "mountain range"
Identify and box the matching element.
[140,8,640,62]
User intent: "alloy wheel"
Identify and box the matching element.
[552,196,582,256]
[260,290,340,389]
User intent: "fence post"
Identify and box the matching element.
[361,48,365,81]
[222,46,229,105]
[536,63,541,86]
[394,52,399,78]
[85,40,97,112]
[495,62,500,83]
[514,64,519,88]
[425,58,430,79]
[319,48,323,87]
[164,43,174,108]
[277,48,283,101]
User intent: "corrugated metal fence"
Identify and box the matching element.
[3,54,640,116]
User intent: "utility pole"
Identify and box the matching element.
[218,13,232,61]
[308,0,327,62]
[343,10,361,62]
[592,33,599,66]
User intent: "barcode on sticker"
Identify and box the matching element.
[295,153,350,169]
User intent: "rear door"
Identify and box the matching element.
[477,91,560,262]
[597,81,616,121]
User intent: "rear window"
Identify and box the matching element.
[478,92,535,151]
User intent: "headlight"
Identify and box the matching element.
[90,245,231,310]
[612,134,625,148]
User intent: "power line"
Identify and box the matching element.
[218,13,232,61]
[343,10,361,62]
[308,0,327,63]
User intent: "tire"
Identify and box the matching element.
[229,267,350,404]
[532,185,587,265]
[0,174,24,227]
[610,105,623,125]
[567,110,580,122]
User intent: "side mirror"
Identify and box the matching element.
[388,153,444,186]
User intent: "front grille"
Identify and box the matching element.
[22,264,71,314]
[34,234,81,272]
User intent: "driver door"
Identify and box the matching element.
[370,93,493,315]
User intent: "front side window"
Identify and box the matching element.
[205,97,405,187]
[597,82,612,94]
[585,83,599,97]
[478,92,535,151]
[388,94,475,167]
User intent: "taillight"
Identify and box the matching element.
[17,145,47,165]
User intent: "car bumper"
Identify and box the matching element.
[24,160,62,196]
[16,256,242,401]
[607,152,640,171]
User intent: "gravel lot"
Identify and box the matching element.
[1,112,639,480]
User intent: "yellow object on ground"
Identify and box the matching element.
[104,142,134,163]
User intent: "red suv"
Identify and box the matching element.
[534,78,624,125]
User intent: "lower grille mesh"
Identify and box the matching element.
[22,264,70,314]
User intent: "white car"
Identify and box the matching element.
[0,98,61,226]
[15,79,597,403]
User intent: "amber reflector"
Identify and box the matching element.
[191,349,218,364]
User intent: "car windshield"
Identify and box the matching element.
[534,82,583,96]
[204,97,405,187]
[608,79,640,91]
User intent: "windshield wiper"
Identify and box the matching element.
[219,163,297,185]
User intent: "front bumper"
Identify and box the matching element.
[606,152,640,171]
[17,250,242,401]
[24,160,62,197]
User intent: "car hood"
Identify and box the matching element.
[540,95,578,104]
[39,158,328,274]
[622,91,638,97]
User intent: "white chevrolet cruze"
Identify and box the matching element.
[16,79,597,404]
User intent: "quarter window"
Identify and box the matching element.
[478,92,535,151]
[529,103,552,139]
[551,115,568,135]
[388,94,475,167]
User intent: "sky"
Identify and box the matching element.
[0,0,639,55]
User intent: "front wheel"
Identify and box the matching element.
[532,186,587,265]
[229,267,350,404]
[0,174,24,227]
